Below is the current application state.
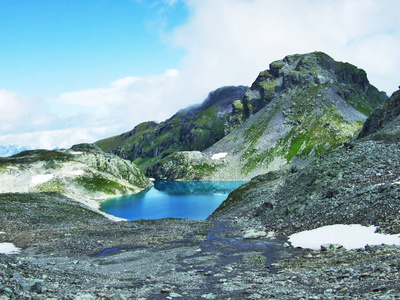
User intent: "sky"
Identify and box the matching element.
[0,0,399,151]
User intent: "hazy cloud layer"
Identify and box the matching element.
[0,70,184,149]
[1,0,399,150]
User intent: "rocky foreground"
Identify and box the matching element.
[0,192,400,299]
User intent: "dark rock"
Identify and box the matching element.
[321,244,343,252]
[19,279,43,293]
[358,90,400,139]
[71,143,102,153]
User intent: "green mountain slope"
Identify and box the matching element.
[96,86,249,171]
[147,52,387,180]
[0,143,153,214]
[209,87,400,236]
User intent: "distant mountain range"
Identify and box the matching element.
[96,51,387,180]
[0,145,30,157]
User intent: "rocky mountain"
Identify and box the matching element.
[358,89,400,139]
[210,88,400,236]
[0,143,152,216]
[96,85,249,171]
[147,52,387,180]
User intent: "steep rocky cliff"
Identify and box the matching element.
[210,87,400,236]
[358,89,400,139]
[0,143,152,213]
[147,52,387,180]
[96,86,249,171]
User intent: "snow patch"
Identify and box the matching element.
[288,224,400,250]
[70,151,83,155]
[0,243,20,255]
[211,152,228,160]
[70,170,84,176]
[31,174,54,185]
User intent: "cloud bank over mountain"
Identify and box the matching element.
[1,0,399,151]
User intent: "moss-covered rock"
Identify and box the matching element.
[146,151,220,181]
[358,89,400,139]
[0,144,153,211]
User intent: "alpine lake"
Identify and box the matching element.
[100,181,246,220]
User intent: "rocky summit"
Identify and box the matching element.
[146,52,387,181]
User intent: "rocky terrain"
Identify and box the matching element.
[146,52,387,181]
[96,86,249,172]
[211,89,400,237]
[1,191,400,299]
[0,143,152,216]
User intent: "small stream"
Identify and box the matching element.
[199,221,288,270]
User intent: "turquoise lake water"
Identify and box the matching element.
[100,181,246,220]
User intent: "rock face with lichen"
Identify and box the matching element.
[209,88,400,236]
[0,143,152,211]
[146,52,387,181]
[358,89,400,139]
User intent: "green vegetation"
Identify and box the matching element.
[232,100,244,111]
[345,96,373,116]
[95,136,118,152]
[240,84,364,175]
[75,174,131,194]
[10,150,73,164]
[43,159,62,170]
[0,165,7,173]
[30,179,66,193]
[243,252,267,269]
[260,80,277,101]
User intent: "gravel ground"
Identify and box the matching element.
[1,192,400,299]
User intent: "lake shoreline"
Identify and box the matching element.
[100,180,246,221]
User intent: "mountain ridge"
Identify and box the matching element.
[145,51,387,180]
[210,87,400,236]
[96,85,249,171]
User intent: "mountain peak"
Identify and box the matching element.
[146,52,387,180]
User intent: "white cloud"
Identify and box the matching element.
[0,89,55,135]
[55,69,185,130]
[0,126,121,150]
[0,89,33,132]
[171,0,400,94]
[0,69,187,150]
[2,0,400,151]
